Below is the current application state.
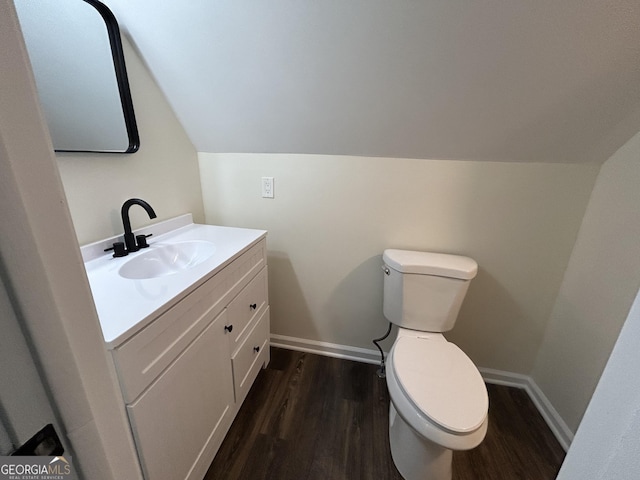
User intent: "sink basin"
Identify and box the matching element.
[118,241,216,280]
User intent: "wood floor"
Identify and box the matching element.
[205,347,565,480]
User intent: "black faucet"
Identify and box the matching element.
[121,198,157,253]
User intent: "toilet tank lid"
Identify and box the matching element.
[383,249,478,279]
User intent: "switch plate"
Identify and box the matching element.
[261,177,274,198]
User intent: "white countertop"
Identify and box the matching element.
[82,215,267,348]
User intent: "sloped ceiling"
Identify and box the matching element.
[104,0,640,163]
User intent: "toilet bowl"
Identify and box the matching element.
[381,249,488,480]
[386,331,488,479]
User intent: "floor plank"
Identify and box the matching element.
[205,347,565,479]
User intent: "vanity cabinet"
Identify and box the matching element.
[110,238,270,480]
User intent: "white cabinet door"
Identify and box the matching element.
[127,310,233,480]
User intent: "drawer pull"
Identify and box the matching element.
[253,346,260,353]
[249,303,257,310]
[224,324,233,333]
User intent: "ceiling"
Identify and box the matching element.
[104,0,640,164]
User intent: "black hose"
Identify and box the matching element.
[373,322,392,378]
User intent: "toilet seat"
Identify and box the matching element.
[391,336,488,434]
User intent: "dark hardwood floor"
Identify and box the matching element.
[205,347,565,480]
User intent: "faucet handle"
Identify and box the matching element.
[135,234,152,249]
[104,242,128,258]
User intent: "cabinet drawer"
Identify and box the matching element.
[114,240,266,403]
[127,310,234,480]
[231,307,270,404]
[226,266,268,354]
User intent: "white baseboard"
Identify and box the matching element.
[270,335,573,451]
[270,334,383,365]
[478,367,573,451]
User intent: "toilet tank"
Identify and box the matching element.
[382,249,478,332]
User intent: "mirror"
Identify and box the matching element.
[15,0,139,153]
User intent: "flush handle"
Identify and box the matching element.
[382,265,390,275]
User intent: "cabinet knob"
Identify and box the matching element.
[224,324,233,333]
[253,346,260,353]
[249,303,257,310]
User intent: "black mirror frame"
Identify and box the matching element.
[55,0,140,154]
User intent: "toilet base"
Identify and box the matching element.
[389,403,452,480]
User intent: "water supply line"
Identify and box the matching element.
[373,321,392,378]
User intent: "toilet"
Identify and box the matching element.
[382,249,489,480]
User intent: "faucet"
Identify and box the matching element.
[121,198,157,253]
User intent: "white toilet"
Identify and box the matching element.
[382,249,489,480]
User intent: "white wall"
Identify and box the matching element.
[532,129,640,432]
[105,0,640,165]
[199,153,598,374]
[56,36,204,245]
[557,285,640,479]
[0,276,65,457]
